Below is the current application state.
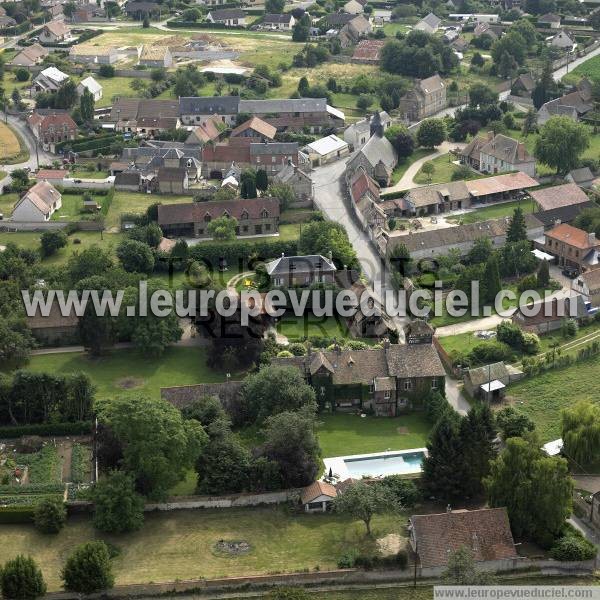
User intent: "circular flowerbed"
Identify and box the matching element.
[213,539,252,557]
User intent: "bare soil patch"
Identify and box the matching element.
[116,376,145,389]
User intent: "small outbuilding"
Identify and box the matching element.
[301,481,337,513]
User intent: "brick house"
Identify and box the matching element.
[542,223,600,272]
[27,111,77,152]
[158,197,280,239]
[272,339,446,416]
[399,74,447,121]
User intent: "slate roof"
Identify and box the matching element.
[513,294,589,325]
[567,167,594,185]
[114,171,141,186]
[410,508,517,568]
[265,254,337,276]
[480,133,534,165]
[542,90,593,116]
[179,95,240,116]
[325,12,355,26]
[513,73,535,92]
[157,167,187,183]
[534,201,593,227]
[352,134,396,170]
[158,197,280,225]
[417,74,445,94]
[263,13,293,23]
[418,12,441,29]
[249,142,299,156]
[208,8,246,20]
[529,183,589,211]
[239,98,328,114]
[406,180,469,209]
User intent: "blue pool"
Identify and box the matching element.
[344,451,426,477]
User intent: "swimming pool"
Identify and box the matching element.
[323,448,427,480]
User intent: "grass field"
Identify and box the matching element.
[389,149,433,186]
[318,413,430,457]
[0,193,18,217]
[277,314,352,341]
[68,168,110,180]
[0,123,29,164]
[569,53,600,83]
[0,509,402,591]
[508,353,600,441]
[446,198,536,225]
[23,346,232,401]
[413,153,478,185]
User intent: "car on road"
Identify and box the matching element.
[562,266,579,278]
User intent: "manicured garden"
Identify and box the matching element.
[445,198,536,225]
[24,347,233,401]
[317,413,430,457]
[0,508,403,591]
[413,153,478,185]
[277,314,353,342]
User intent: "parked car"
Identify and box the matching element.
[562,266,579,278]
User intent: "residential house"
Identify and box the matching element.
[77,76,103,101]
[273,162,313,204]
[205,8,246,26]
[70,3,108,23]
[566,167,595,189]
[230,116,276,142]
[35,169,68,184]
[301,481,337,513]
[158,197,280,239]
[409,508,517,571]
[39,20,70,44]
[349,165,386,232]
[12,181,62,222]
[304,134,349,166]
[338,14,372,46]
[139,44,173,68]
[262,13,295,29]
[550,30,575,50]
[186,117,222,146]
[273,340,446,415]
[538,12,561,27]
[384,214,544,260]
[463,361,523,401]
[343,111,392,151]
[403,180,470,216]
[443,28,459,43]
[461,132,536,177]
[512,294,591,334]
[414,12,441,33]
[111,98,180,136]
[398,74,447,122]
[25,300,79,346]
[0,16,17,28]
[249,142,301,174]
[27,111,77,152]
[451,36,469,53]
[351,39,385,64]
[69,44,119,64]
[156,167,188,194]
[538,82,593,124]
[473,21,501,40]
[405,319,434,345]
[529,183,590,212]
[573,269,600,307]
[541,222,600,272]
[324,12,355,29]
[179,95,240,127]
[343,0,366,13]
[8,43,49,67]
[265,254,337,287]
[346,132,397,186]
[510,73,535,97]
[31,66,69,94]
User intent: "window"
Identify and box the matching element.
[403,380,412,391]
[369,383,374,393]
[204,214,211,222]
[265,224,271,231]
[243,225,248,232]
[241,210,249,220]
[384,390,391,399]
[431,378,438,389]
[261,209,269,218]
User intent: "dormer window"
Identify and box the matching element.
[241,210,249,220]
[222,210,230,218]
[260,209,269,218]
[204,213,212,223]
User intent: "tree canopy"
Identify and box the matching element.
[0,555,46,600]
[93,470,145,533]
[534,116,590,175]
[561,401,600,469]
[62,541,114,595]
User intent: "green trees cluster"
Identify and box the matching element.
[298,220,359,270]
[62,541,114,595]
[561,401,600,469]
[416,118,446,148]
[485,436,573,546]
[535,116,590,175]
[422,404,496,502]
[0,555,46,600]
[40,230,67,258]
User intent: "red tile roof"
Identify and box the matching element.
[350,168,380,203]
[201,143,251,164]
[546,223,599,250]
[301,480,337,504]
[36,169,68,180]
[230,116,276,140]
[411,508,517,568]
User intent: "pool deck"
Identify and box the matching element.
[322,448,428,482]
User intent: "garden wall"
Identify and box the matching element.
[41,558,598,600]
[144,489,300,510]
[0,221,69,232]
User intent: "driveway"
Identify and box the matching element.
[445,376,470,415]
[2,113,54,174]
[311,160,409,339]
[381,141,465,194]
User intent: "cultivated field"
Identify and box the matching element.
[0,123,25,162]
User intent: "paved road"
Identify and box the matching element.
[553,45,600,82]
[445,376,470,416]
[311,160,409,340]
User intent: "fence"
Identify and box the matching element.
[41,558,597,599]
[0,221,69,232]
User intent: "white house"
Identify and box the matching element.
[304,134,349,166]
[550,30,575,50]
[205,8,246,26]
[77,76,103,101]
[262,13,295,29]
[343,111,391,151]
[301,481,337,513]
[31,66,69,94]
[12,181,62,222]
[414,12,441,34]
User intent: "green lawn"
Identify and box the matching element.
[277,314,352,341]
[413,153,478,185]
[94,76,140,108]
[51,194,86,221]
[0,192,18,217]
[68,168,110,180]
[0,508,402,591]
[508,353,600,441]
[22,347,233,401]
[446,198,536,225]
[389,149,433,186]
[318,413,430,457]
[569,53,600,83]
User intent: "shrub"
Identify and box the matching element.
[287,342,306,356]
[549,535,597,561]
[468,341,513,365]
[517,273,537,294]
[15,68,30,82]
[0,555,46,599]
[34,498,67,534]
[98,64,115,77]
[378,475,421,507]
[337,549,358,568]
